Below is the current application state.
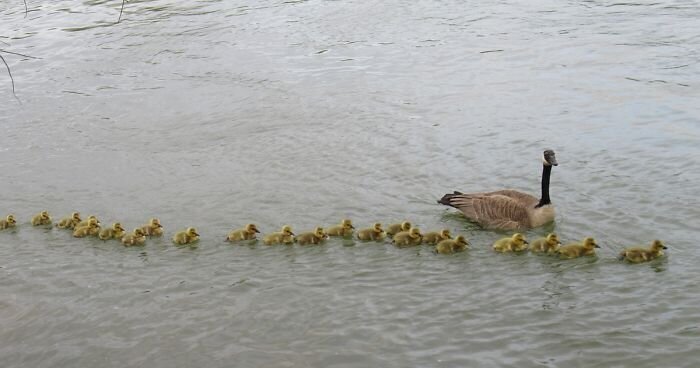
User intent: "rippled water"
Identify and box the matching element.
[1,1,699,367]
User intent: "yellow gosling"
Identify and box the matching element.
[99,223,126,240]
[530,233,561,254]
[296,227,328,245]
[141,218,163,236]
[357,223,386,241]
[122,228,146,246]
[619,240,667,263]
[393,227,423,247]
[493,233,529,253]
[173,227,200,245]
[422,229,452,245]
[56,212,81,229]
[263,225,295,245]
[73,218,100,238]
[386,221,411,237]
[435,235,470,254]
[326,219,355,237]
[226,223,260,242]
[31,211,52,226]
[77,215,100,228]
[558,237,600,259]
[0,214,17,230]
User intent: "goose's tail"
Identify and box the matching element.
[437,191,462,207]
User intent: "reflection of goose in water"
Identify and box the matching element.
[438,150,558,230]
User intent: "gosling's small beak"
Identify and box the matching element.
[350,225,355,229]
[524,241,529,245]
[157,224,163,228]
[594,244,601,248]
[290,232,295,236]
[254,229,260,233]
[662,246,668,249]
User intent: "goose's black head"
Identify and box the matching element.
[543,149,558,166]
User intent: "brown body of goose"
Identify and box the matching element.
[558,237,600,259]
[356,223,386,241]
[422,229,452,245]
[0,214,17,230]
[122,228,146,246]
[438,150,558,230]
[31,211,52,226]
[263,225,295,245]
[393,227,423,247]
[56,212,81,229]
[493,233,529,253]
[173,227,200,245]
[296,227,328,245]
[530,233,561,254]
[435,236,469,254]
[619,240,667,263]
[141,218,163,236]
[226,223,260,242]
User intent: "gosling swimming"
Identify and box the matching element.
[386,221,411,238]
[226,223,260,242]
[296,227,328,245]
[618,240,667,263]
[557,237,600,259]
[493,233,529,253]
[435,235,470,254]
[173,227,200,245]
[263,225,295,245]
[326,219,355,237]
[141,218,163,236]
[73,218,100,238]
[77,215,100,228]
[356,223,386,241]
[98,223,126,240]
[422,229,452,245]
[392,227,423,247]
[122,228,146,246]
[0,214,17,230]
[56,212,81,229]
[31,211,52,226]
[530,233,561,254]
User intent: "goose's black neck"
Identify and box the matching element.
[535,164,552,208]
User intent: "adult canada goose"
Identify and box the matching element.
[618,240,667,263]
[438,149,558,230]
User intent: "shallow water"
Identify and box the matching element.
[1,1,699,367]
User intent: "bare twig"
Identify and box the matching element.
[118,0,125,23]
[0,53,19,101]
[23,0,28,17]
[0,49,41,59]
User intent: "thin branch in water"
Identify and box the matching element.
[118,0,126,23]
[0,49,41,59]
[0,53,19,101]
[23,0,28,18]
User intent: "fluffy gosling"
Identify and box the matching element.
[435,235,470,254]
[386,221,411,238]
[31,211,52,226]
[530,233,561,254]
[0,214,17,230]
[393,227,423,247]
[141,218,163,237]
[173,227,200,245]
[122,228,146,246]
[99,223,126,240]
[326,219,355,237]
[226,223,260,242]
[356,223,386,241]
[73,218,100,238]
[56,212,81,229]
[77,215,100,228]
[263,225,295,245]
[493,233,529,253]
[618,240,667,263]
[296,227,328,245]
[558,237,600,259]
[422,229,452,245]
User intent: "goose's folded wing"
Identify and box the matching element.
[448,194,531,230]
[484,190,539,205]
